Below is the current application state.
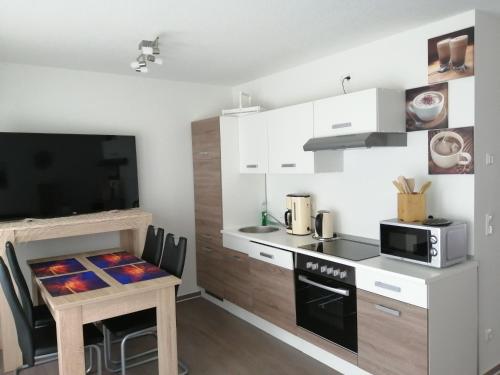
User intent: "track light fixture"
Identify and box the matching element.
[130,37,162,73]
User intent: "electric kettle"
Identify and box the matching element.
[313,210,335,240]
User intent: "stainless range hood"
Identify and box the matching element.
[303,132,407,152]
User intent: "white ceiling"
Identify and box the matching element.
[1,0,499,85]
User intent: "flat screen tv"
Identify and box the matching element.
[0,132,139,221]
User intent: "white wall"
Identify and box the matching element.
[0,62,231,296]
[474,11,500,374]
[233,11,476,252]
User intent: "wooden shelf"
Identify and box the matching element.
[0,208,152,372]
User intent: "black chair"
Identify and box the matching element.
[5,242,54,328]
[0,257,103,375]
[141,225,165,265]
[102,233,188,375]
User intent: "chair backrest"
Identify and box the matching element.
[160,234,187,296]
[5,242,35,327]
[0,257,35,366]
[141,225,165,266]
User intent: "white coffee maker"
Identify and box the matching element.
[284,194,311,235]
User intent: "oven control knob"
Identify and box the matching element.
[430,248,438,257]
[339,270,347,279]
[311,263,319,270]
[333,269,340,276]
[320,265,327,273]
[306,261,313,269]
[326,267,334,275]
[430,235,438,244]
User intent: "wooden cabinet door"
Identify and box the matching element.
[196,242,225,298]
[192,117,221,160]
[267,102,314,174]
[192,117,224,297]
[250,258,296,332]
[193,157,222,243]
[223,248,252,311]
[238,112,269,173]
[357,289,428,375]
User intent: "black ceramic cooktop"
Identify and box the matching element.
[298,238,380,261]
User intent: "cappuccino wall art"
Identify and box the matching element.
[406,83,448,132]
[428,27,474,84]
[428,126,474,175]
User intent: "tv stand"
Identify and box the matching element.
[0,208,152,372]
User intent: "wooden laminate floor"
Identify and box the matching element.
[1,297,341,375]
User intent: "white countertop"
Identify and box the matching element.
[222,226,478,285]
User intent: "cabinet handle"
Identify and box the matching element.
[259,252,274,259]
[281,163,296,168]
[246,164,258,168]
[331,122,352,129]
[198,151,209,156]
[375,281,401,293]
[375,304,401,317]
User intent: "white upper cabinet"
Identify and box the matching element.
[267,103,314,174]
[236,88,403,175]
[313,88,404,137]
[238,112,269,173]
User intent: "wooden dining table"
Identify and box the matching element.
[30,248,181,375]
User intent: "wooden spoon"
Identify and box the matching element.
[419,181,432,194]
[392,180,405,194]
[397,176,411,194]
[406,178,415,193]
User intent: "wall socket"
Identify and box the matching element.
[485,328,494,342]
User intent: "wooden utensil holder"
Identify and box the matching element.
[398,193,426,222]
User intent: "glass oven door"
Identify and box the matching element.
[380,224,431,263]
[295,270,357,353]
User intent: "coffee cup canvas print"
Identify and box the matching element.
[428,126,474,175]
[406,83,448,131]
[428,27,474,84]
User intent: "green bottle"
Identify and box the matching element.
[261,202,268,226]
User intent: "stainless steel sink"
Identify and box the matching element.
[238,226,279,234]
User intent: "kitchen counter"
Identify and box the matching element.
[222,226,477,285]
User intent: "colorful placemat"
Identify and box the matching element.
[104,263,169,285]
[40,271,109,297]
[30,258,86,278]
[87,251,144,269]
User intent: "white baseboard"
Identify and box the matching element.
[201,291,371,375]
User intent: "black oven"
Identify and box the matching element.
[295,254,357,353]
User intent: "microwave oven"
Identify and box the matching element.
[380,219,467,268]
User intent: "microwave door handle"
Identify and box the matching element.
[298,275,350,296]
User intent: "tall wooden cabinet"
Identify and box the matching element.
[192,117,226,298]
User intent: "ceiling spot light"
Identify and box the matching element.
[130,37,162,73]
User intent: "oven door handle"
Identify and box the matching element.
[298,275,350,296]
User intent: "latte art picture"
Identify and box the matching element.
[428,126,474,175]
[406,83,448,132]
[428,27,474,84]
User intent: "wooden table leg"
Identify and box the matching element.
[120,216,150,257]
[156,287,178,375]
[55,306,85,375]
